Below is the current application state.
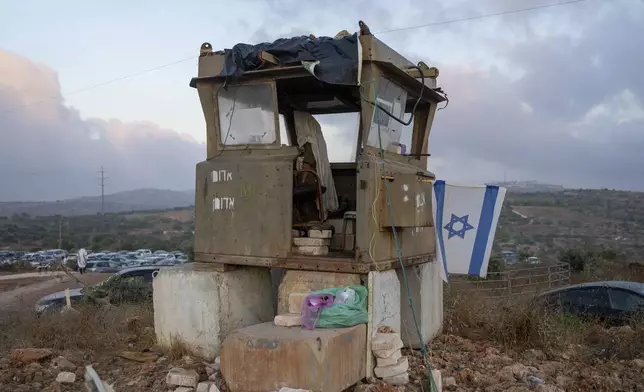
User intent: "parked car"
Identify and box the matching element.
[534,281,644,326]
[136,249,152,256]
[86,261,121,273]
[34,266,163,315]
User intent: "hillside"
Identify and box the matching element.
[0,208,194,252]
[3,187,644,262]
[0,189,194,217]
[496,189,644,261]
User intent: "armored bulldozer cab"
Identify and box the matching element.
[190,22,446,273]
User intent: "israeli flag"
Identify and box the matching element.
[432,180,507,282]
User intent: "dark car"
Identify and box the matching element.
[34,266,163,315]
[534,281,644,326]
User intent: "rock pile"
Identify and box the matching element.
[372,332,410,386]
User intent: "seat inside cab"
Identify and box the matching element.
[277,77,360,256]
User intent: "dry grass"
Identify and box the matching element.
[444,287,644,360]
[0,302,155,354]
[166,335,192,360]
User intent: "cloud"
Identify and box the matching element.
[427,3,644,189]
[0,49,204,201]
[2,0,644,203]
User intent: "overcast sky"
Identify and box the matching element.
[1,0,642,201]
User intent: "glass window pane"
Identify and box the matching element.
[609,289,644,311]
[367,76,409,154]
[217,84,277,145]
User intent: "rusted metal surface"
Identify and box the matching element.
[357,154,436,263]
[192,25,446,271]
[194,149,297,258]
[194,251,434,274]
[378,173,434,228]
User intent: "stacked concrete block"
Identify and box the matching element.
[371,333,409,386]
[273,292,309,327]
[292,229,332,256]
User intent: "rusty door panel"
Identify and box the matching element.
[378,173,433,228]
[194,151,295,258]
[356,154,436,263]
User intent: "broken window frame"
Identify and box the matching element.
[213,80,281,150]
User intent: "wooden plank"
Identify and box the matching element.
[259,51,280,66]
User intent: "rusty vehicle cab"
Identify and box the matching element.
[190,23,446,274]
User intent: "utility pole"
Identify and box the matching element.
[98,166,108,215]
[58,216,62,249]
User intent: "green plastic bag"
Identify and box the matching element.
[309,285,368,328]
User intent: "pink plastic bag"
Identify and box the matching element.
[301,293,335,329]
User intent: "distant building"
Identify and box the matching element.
[501,250,517,265]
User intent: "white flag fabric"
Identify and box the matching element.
[432,181,507,282]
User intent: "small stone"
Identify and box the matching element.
[51,356,76,370]
[443,376,457,390]
[278,388,312,392]
[204,357,220,376]
[56,371,76,384]
[24,362,43,374]
[371,333,403,351]
[555,376,573,387]
[11,348,53,363]
[632,358,644,368]
[274,314,302,327]
[308,229,332,238]
[182,355,195,365]
[166,368,199,388]
[288,292,310,314]
[293,237,330,246]
[292,230,301,237]
[197,381,220,392]
[174,388,194,392]
[371,333,404,358]
[384,372,409,385]
[376,350,402,366]
[374,356,409,379]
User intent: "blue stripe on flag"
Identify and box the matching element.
[433,180,449,278]
[468,185,500,276]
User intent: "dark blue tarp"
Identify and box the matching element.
[217,33,360,86]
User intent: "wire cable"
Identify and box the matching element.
[1,0,593,117]
[1,55,197,115]
[374,0,592,35]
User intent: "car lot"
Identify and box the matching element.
[0,248,189,271]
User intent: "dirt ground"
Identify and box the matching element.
[0,272,109,312]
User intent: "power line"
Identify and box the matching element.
[1,55,197,115]
[0,0,592,115]
[374,0,592,34]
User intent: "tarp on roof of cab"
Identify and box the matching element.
[217,33,360,86]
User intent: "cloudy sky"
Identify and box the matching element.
[0,0,642,201]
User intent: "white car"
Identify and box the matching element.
[136,249,152,256]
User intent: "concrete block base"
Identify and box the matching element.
[369,270,401,335]
[277,270,361,314]
[397,261,443,348]
[221,322,366,392]
[153,263,274,360]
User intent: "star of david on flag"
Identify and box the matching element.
[432,181,507,282]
